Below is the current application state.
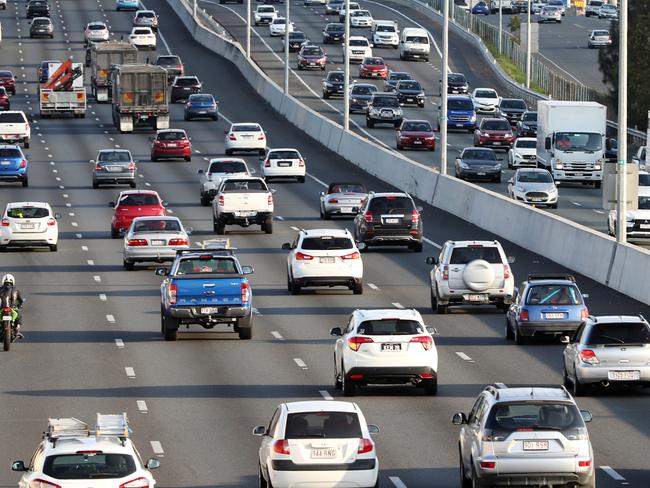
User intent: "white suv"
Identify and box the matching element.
[261,148,306,183]
[453,385,595,488]
[198,158,252,206]
[283,229,363,294]
[0,202,59,251]
[331,308,439,396]
[12,414,160,488]
[426,240,515,314]
[347,36,373,63]
[254,5,277,25]
[254,401,379,488]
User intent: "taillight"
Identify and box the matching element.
[119,478,150,488]
[298,159,305,167]
[348,335,373,351]
[503,264,511,280]
[228,133,236,141]
[1,219,9,227]
[128,239,147,246]
[363,211,373,223]
[442,265,449,280]
[519,309,529,321]
[480,461,496,469]
[578,460,592,467]
[218,195,225,206]
[357,438,373,454]
[411,209,420,226]
[272,439,290,455]
[47,218,56,226]
[168,284,177,305]
[168,238,188,246]
[264,159,271,167]
[19,159,27,168]
[580,308,589,320]
[341,251,360,260]
[176,65,182,69]
[25,123,29,132]
[29,480,62,488]
[3,307,12,313]
[267,194,273,206]
[410,335,433,350]
[257,133,265,140]
[295,251,314,261]
[128,162,136,171]
[579,349,599,364]
[95,163,102,170]
[328,198,338,203]
[241,281,250,303]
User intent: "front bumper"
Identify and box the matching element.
[298,60,326,69]
[399,138,435,150]
[447,120,477,130]
[360,70,387,79]
[552,170,602,182]
[458,168,501,180]
[349,100,370,112]
[397,94,425,105]
[511,156,538,167]
[477,138,513,149]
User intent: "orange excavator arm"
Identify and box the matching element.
[44,59,83,91]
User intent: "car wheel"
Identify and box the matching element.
[185,156,191,162]
[410,241,423,253]
[163,313,179,341]
[263,216,273,234]
[200,194,210,206]
[572,371,587,397]
[352,280,363,295]
[334,358,343,390]
[290,276,301,295]
[323,91,330,99]
[110,227,119,239]
[23,139,29,149]
[184,114,190,121]
[298,175,305,183]
[49,244,58,252]
[130,181,137,188]
[513,323,527,345]
[342,369,356,397]
[423,378,437,395]
[396,143,403,150]
[562,364,571,389]
[214,218,226,235]
[258,465,269,488]
[594,181,601,189]
[238,314,253,340]
[225,149,233,156]
[151,154,158,162]
[459,456,471,488]
[22,176,29,188]
[366,119,374,128]
[551,202,558,209]
[505,318,514,340]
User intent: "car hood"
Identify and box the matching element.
[300,54,325,60]
[475,97,498,105]
[481,129,512,135]
[501,107,526,113]
[448,109,474,116]
[351,94,373,100]
[626,210,650,219]
[516,181,556,192]
[512,147,536,155]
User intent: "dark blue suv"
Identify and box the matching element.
[0,145,28,187]
[439,95,477,132]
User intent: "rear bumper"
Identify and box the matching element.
[186,108,218,117]
[94,172,134,183]
[268,459,377,488]
[0,172,27,181]
[263,167,305,177]
[516,320,583,336]
[361,231,422,245]
[477,139,513,148]
[124,247,184,262]
[294,276,361,288]
[346,366,436,384]
[218,212,272,225]
[476,472,592,487]
[271,459,376,471]
[576,364,650,384]
[168,305,249,321]
[152,148,191,158]
[1,238,55,247]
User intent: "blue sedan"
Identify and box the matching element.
[116,0,139,10]
[184,93,219,121]
[472,1,490,14]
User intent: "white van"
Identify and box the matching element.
[371,20,399,48]
[399,27,430,61]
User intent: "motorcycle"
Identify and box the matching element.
[2,307,15,351]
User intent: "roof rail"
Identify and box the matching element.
[526,274,575,282]
[176,247,235,256]
[484,385,501,399]
[522,385,571,399]
[638,313,647,322]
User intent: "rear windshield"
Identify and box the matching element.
[189,95,214,103]
[175,78,199,86]
[232,124,261,132]
[177,257,237,274]
[462,149,496,160]
[475,90,497,98]
[515,139,536,149]
[357,319,424,335]
[0,148,22,158]
[526,284,582,305]
[137,11,155,17]
[639,173,650,186]
[133,28,151,34]
[449,246,501,264]
[118,194,159,206]
[448,99,474,111]
[485,402,585,434]
[389,72,412,81]
[0,113,26,123]
[88,24,106,30]
[328,183,365,193]
[482,119,511,130]
[133,219,181,232]
[157,56,181,65]
[592,30,609,36]
[405,36,428,43]
[157,131,186,140]
[518,171,552,183]
[209,161,247,173]
[584,322,650,345]
[376,25,395,32]
[99,151,131,162]
[402,121,432,132]
[522,112,537,122]
[289,32,306,40]
[33,19,51,25]
[222,180,266,191]
[7,207,49,218]
[285,412,361,439]
[368,196,413,213]
[500,99,527,109]
[43,454,136,480]
[301,236,353,251]
[269,150,300,159]
[326,24,344,31]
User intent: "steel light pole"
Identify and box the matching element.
[616,0,627,242]
[283,0,290,94]
[440,0,449,175]
[193,0,197,20]
[246,0,251,58]
[525,0,531,87]
[498,0,503,54]
[343,0,350,130]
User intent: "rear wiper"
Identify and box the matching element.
[290,434,325,438]
[599,335,625,344]
[528,425,563,431]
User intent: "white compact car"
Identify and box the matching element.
[12,414,160,488]
[608,186,650,242]
[508,137,537,168]
[538,5,562,22]
[331,308,439,396]
[128,26,156,49]
[224,122,267,155]
[261,148,306,182]
[283,228,363,294]
[338,1,360,21]
[254,5,277,25]
[347,36,373,63]
[350,9,373,28]
[0,202,59,251]
[269,17,294,36]
[507,168,558,208]
[254,401,379,488]
[198,158,252,206]
[471,87,499,114]
[123,216,191,270]
[84,21,109,43]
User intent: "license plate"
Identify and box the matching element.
[544,312,565,319]
[381,343,402,351]
[311,448,337,459]
[310,63,316,66]
[319,257,335,263]
[2,315,11,321]
[407,98,414,102]
[278,161,291,167]
[107,166,122,172]
[523,440,549,451]
[531,198,544,202]
[340,207,353,213]
[371,72,378,77]
[466,294,488,302]
[151,239,165,246]
[198,110,207,114]
[201,307,221,314]
[414,141,422,144]
[0,160,10,165]
[412,54,420,57]
[477,172,486,176]
[385,218,399,224]
[640,224,650,229]
[493,141,501,145]
[167,143,177,147]
[21,223,35,229]
[455,124,464,128]
[608,370,640,381]
[236,211,256,217]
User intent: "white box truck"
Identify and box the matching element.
[536,100,606,188]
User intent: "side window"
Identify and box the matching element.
[475,400,490,427]
[267,408,281,437]
[467,396,485,425]
[573,322,587,343]
[29,446,45,471]
[345,315,355,334]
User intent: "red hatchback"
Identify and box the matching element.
[151,129,192,161]
[0,71,16,95]
[109,190,167,238]
[0,88,10,111]
[359,57,388,79]
[473,117,514,150]
[396,119,436,151]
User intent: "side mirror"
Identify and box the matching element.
[224,130,228,134]
[11,461,27,472]
[270,188,277,193]
[356,242,366,250]
[426,326,438,335]
[259,157,265,161]
[508,178,514,184]
[54,213,61,219]
[198,169,204,174]
[582,293,589,299]
[145,458,160,469]
[330,326,343,336]
[281,242,292,250]
[367,424,380,434]
[580,409,593,423]
[90,159,95,164]
[425,256,438,265]
[560,335,571,344]
[320,191,325,196]
[250,168,256,174]
[452,412,467,425]
[162,201,169,206]
[416,205,423,212]
[507,256,516,264]
[241,265,254,274]
[154,267,168,276]
[352,206,359,213]
[109,201,116,207]
[544,136,551,150]
[185,226,193,235]
[252,425,267,436]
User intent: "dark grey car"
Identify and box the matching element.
[348,83,377,113]
[516,110,537,137]
[92,149,136,188]
[498,98,528,125]
[455,147,502,182]
[30,17,53,38]
[394,80,425,107]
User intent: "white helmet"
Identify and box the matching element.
[2,274,15,286]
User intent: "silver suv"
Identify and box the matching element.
[365,93,403,128]
[453,385,595,488]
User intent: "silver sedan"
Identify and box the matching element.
[123,216,191,270]
[319,182,368,219]
[507,168,558,208]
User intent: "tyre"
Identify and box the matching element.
[334,359,343,390]
[3,323,10,352]
[49,244,57,252]
[185,156,191,162]
[0,245,6,252]
[238,314,253,340]
[151,154,158,162]
[298,175,305,183]
[342,370,356,397]
[423,378,437,395]
[130,181,137,188]
[200,194,210,206]
[21,176,28,188]
[352,280,363,295]
[594,181,601,189]
[459,456,471,488]
[513,323,527,345]
[578,473,596,488]
[263,216,273,234]
[258,465,269,488]
[551,202,558,209]
[92,180,99,189]
[23,139,29,149]
[322,209,331,220]
[562,365,571,389]
[214,218,226,235]
[366,119,375,128]
[494,175,502,183]
[225,149,232,156]
[110,227,119,239]
[123,259,135,271]
[396,143,403,151]
[162,314,178,341]
[289,275,301,295]
[323,91,330,99]
[572,371,587,397]
[411,241,423,253]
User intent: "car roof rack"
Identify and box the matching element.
[199,238,232,250]
[46,418,90,446]
[527,274,575,282]
[45,413,131,447]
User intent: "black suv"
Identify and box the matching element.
[516,110,537,137]
[498,98,528,125]
[322,70,344,99]
[353,192,423,252]
[322,23,344,43]
[27,0,49,18]
[443,72,469,94]
[170,75,202,103]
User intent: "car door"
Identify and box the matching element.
[566,322,586,376]
[336,314,355,372]
[288,235,299,275]
[260,407,281,470]
[460,396,486,468]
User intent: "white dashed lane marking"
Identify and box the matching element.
[150,441,164,456]
[271,331,284,340]
[106,314,115,323]
[456,352,474,362]
[115,338,125,348]
[319,390,334,400]
[125,367,136,378]
[293,358,308,369]
[600,466,625,481]
[137,400,149,413]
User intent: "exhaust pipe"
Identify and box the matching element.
[601,380,610,387]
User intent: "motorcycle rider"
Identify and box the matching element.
[0,274,23,339]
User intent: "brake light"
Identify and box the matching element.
[119,478,150,488]
[128,239,147,246]
[218,195,225,206]
[168,238,188,246]
[19,159,27,168]
[580,308,589,320]
[411,209,420,225]
[295,251,314,261]
[264,159,271,167]
[341,251,360,260]
[480,461,496,469]
[76,450,102,454]
[519,309,529,321]
[503,264,511,280]
[29,480,62,488]
[25,123,29,132]
[298,159,305,167]
[273,439,290,455]
[442,265,449,280]
[363,211,373,223]
[228,133,237,141]
[128,162,136,171]
[257,133,265,140]
[168,284,177,305]
[410,335,433,350]
[241,281,250,303]
[579,349,599,365]
[357,438,373,454]
[578,460,592,467]
[3,307,11,313]
[268,194,273,206]
[176,65,183,69]
[348,335,373,351]
[1,219,9,227]
[47,218,56,226]
[328,198,338,203]
[95,163,102,170]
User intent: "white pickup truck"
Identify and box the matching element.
[212,177,274,234]
[198,158,253,206]
[0,111,30,148]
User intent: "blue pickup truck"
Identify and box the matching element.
[156,247,254,341]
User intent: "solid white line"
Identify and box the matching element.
[293,358,308,369]
[306,172,328,188]
[93,275,101,282]
[600,466,625,481]
[571,201,583,207]
[115,338,125,348]
[150,440,165,456]
[137,400,149,413]
[423,237,443,249]
[99,293,107,301]
[63,193,69,198]
[319,390,334,400]
[389,476,408,488]
[75,233,83,239]
[290,226,300,231]
[368,283,379,290]
[392,302,405,309]
[276,215,285,220]
[106,314,116,323]
[125,367,136,378]
[593,209,604,214]
[271,330,284,340]
[456,351,474,362]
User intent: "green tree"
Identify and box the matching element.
[598,0,650,130]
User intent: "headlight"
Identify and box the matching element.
[555,162,563,169]
[594,164,602,170]
[513,153,521,159]
[459,162,469,169]
[470,114,477,122]
[493,163,501,170]
[351,98,358,103]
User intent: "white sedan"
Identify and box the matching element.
[123,216,191,270]
[128,26,156,49]
[269,17,294,36]
[0,202,59,251]
[350,9,373,28]
[507,168,558,208]
[331,308,439,395]
[224,122,267,155]
[538,6,562,22]
[284,228,363,294]
[261,148,305,182]
[471,87,499,114]
[254,401,379,488]
[84,21,109,43]
[508,137,537,168]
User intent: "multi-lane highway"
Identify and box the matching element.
[0,0,649,486]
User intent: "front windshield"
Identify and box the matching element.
[350,39,369,46]
[290,32,306,40]
[475,90,497,98]
[328,73,344,82]
[376,25,394,32]
[518,171,553,183]
[462,150,496,161]
[364,58,384,66]
[639,196,650,210]
[482,120,510,130]
[327,24,343,31]
[352,86,374,95]
[639,174,650,186]
[522,112,537,122]
[302,47,323,56]
[390,73,411,81]
[373,97,399,108]
[448,99,474,111]
[554,132,602,152]
[399,81,421,90]
[515,139,536,149]
[402,121,432,132]
[448,74,466,83]
[501,99,527,109]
